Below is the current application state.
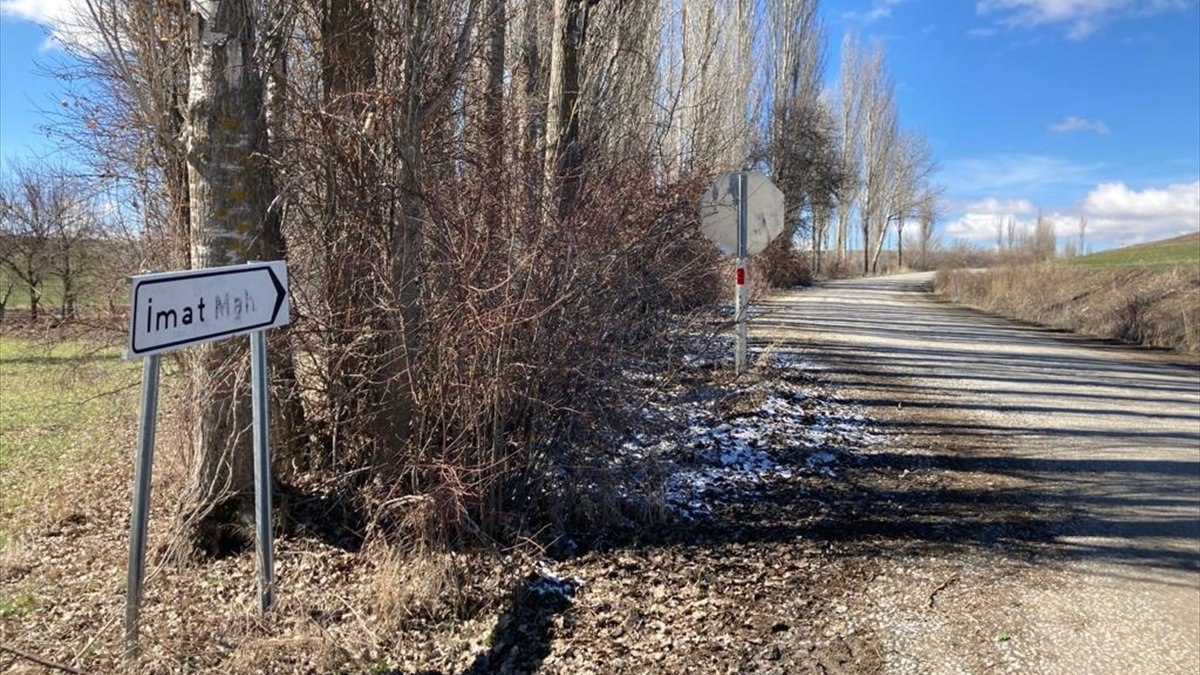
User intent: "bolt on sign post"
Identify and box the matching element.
[122,261,290,656]
[699,172,786,373]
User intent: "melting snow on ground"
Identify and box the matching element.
[620,340,885,521]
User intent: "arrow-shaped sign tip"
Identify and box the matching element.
[268,266,287,324]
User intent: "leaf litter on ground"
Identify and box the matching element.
[1,330,892,674]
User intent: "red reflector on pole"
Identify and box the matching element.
[736,267,745,286]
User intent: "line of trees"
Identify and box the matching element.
[0,160,131,323]
[991,211,1091,263]
[22,0,940,554]
[750,19,940,280]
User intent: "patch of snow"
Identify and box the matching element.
[584,333,885,524]
[530,560,583,600]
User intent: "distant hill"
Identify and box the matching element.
[1068,232,1200,272]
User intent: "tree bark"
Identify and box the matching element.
[870,218,888,273]
[257,0,309,464]
[481,0,506,230]
[544,0,586,220]
[27,278,39,323]
[179,0,271,556]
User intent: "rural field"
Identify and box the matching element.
[1066,232,1200,272]
[938,233,1200,354]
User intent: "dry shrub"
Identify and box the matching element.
[937,265,1200,355]
[387,161,720,546]
[756,238,813,289]
[372,547,500,630]
[820,255,858,280]
[279,144,723,552]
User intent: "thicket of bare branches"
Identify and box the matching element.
[987,210,1061,265]
[16,0,940,555]
[36,0,729,555]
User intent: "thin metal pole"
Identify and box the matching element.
[250,329,275,613]
[735,172,749,373]
[124,353,161,658]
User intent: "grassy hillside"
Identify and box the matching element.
[1068,232,1200,272]
[937,263,1200,355]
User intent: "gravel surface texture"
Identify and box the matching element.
[755,272,1200,675]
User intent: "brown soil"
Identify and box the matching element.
[1,341,1049,675]
[0,357,903,674]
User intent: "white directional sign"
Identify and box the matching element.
[126,261,290,358]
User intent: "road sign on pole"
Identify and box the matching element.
[126,261,290,358]
[123,261,288,658]
[734,173,750,373]
[700,171,786,257]
[700,171,786,374]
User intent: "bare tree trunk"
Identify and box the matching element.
[320,0,394,465]
[544,0,586,219]
[834,32,863,267]
[179,0,271,556]
[27,276,40,323]
[514,0,545,210]
[862,214,870,275]
[812,205,829,275]
[869,219,887,273]
[59,255,74,320]
[482,0,506,229]
[260,0,309,462]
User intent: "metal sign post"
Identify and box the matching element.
[124,353,161,656]
[122,261,289,657]
[250,328,275,613]
[733,172,749,374]
[700,171,786,375]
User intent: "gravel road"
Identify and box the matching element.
[755,272,1200,675]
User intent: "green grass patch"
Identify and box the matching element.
[1066,232,1200,272]
[0,268,128,311]
[0,588,38,617]
[0,337,140,527]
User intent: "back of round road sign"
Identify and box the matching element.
[700,171,786,256]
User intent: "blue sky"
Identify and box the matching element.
[0,8,57,158]
[828,0,1200,249]
[2,0,1198,251]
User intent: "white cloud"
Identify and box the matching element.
[1081,181,1200,243]
[976,0,1190,39]
[0,0,95,51]
[941,154,1102,198]
[944,210,1076,243]
[845,0,909,23]
[944,181,1200,249]
[1049,116,1111,134]
[944,196,1038,243]
[944,213,1003,240]
[963,197,1037,214]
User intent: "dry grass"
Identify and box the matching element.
[937,264,1200,355]
[0,329,704,673]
